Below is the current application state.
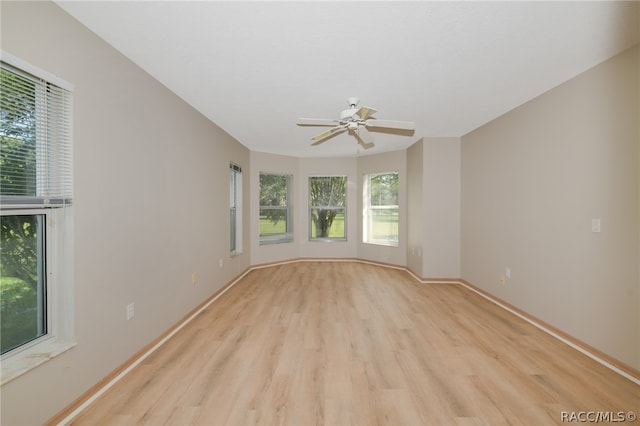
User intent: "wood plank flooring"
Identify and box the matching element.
[69,262,639,425]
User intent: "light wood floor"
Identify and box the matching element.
[69,262,639,425]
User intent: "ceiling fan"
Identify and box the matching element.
[297,97,415,149]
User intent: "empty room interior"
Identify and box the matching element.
[1,1,639,425]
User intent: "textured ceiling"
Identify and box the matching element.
[56,1,639,158]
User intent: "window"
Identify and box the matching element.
[229,163,242,253]
[259,173,293,244]
[363,172,399,246]
[309,176,346,241]
[1,56,74,378]
[1,214,46,353]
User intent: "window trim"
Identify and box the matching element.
[1,51,74,92]
[308,175,347,242]
[259,172,293,245]
[0,54,75,385]
[229,163,243,254]
[0,207,76,385]
[363,172,399,247]
[0,211,48,355]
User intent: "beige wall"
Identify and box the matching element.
[1,2,250,424]
[405,137,461,279]
[461,45,640,369]
[422,137,461,279]
[406,140,424,276]
[637,3,640,365]
[2,1,638,424]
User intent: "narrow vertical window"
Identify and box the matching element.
[259,173,293,244]
[309,176,346,241]
[363,172,399,246]
[229,163,242,253]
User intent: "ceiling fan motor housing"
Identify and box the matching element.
[339,97,362,121]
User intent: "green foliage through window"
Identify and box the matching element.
[309,176,346,240]
[364,172,399,246]
[0,62,66,355]
[0,215,46,354]
[260,173,292,243]
[1,67,37,197]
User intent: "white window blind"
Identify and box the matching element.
[1,62,72,207]
[1,54,75,382]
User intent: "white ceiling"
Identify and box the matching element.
[56,1,639,158]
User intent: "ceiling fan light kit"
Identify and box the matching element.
[298,97,415,149]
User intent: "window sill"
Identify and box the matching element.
[1,338,77,386]
[364,241,399,248]
[259,238,294,246]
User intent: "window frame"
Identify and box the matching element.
[308,175,347,242]
[0,53,75,385]
[259,172,293,245]
[229,163,243,254]
[0,209,61,352]
[0,211,48,354]
[363,172,399,247]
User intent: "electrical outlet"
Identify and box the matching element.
[126,302,135,320]
[500,276,506,286]
[192,272,198,284]
[505,268,511,279]
[219,258,223,269]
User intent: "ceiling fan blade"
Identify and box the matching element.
[365,119,415,130]
[298,118,340,126]
[311,124,348,144]
[356,126,375,146]
[355,106,377,120]
[359,141,375,149]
